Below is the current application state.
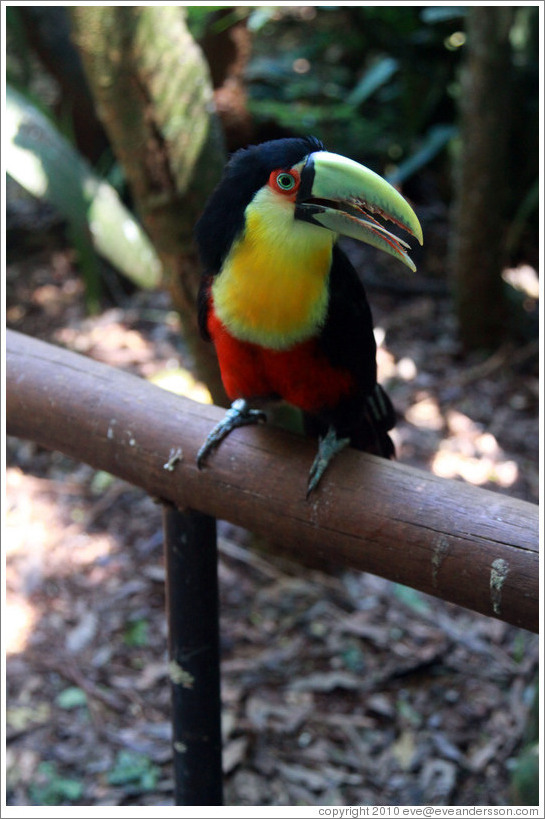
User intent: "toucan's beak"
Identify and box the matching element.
[295,150,423,271]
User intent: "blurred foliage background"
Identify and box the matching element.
[5,4,540,345]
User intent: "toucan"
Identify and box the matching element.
[195,136,422,495]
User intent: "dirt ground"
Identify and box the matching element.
[5,197,540,806]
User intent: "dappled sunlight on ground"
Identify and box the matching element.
[55,308,213,403]
[5,596,38,656]
[149,367,212,404]
[5,466,120,657]
[370,290,537,502]
[405,393,444,431]
[431,412,519,488]
[432,449,518,488]
[6,467,117,571]
[501,264,539,299]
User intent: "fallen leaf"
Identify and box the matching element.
[392,730,418,771]
[223,737,248,774]
[289,671,361,693]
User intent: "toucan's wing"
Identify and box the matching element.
[319,245,378,395]
[312,245,396,455]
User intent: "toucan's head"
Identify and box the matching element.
[196,136,422,274]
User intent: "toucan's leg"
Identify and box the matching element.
[197,399,266,468]
[307,425,350,497]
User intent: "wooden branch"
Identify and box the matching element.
[6,330,538,632]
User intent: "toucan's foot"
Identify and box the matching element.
[197,399,266,468]
[307,426,350,497]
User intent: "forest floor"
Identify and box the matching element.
[5,196,540,807]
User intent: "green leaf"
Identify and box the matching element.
[393,583,431,615]
[387,124,457,185]
[5,84,162,293]
[341,644,365,673]
[107,750,159,790]
[90,470,116,495]
[247,7,277,32]
[396,698,422,728]
[124,619,149,648]
[511,743,539,806]
[29,762,84,805]
[185,6,224,38]
[347,57,399,107]
[421,7,466,24]
[56,687,88,710]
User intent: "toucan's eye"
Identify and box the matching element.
[269,169,300,196]
[277,173,295,189]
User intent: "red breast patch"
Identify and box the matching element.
[207,307,354,413]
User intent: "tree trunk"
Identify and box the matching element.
[450,7,515,351]
[70,5,227,403]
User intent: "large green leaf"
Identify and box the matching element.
[6,84,162,292]
[347,57,399,107]
[387,124,458,185]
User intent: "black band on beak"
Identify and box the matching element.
[296,154,316,204]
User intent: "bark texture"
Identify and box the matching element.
[450,7,515,351]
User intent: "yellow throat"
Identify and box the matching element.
[211,186,334,350]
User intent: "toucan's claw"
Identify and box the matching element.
[197,399,267,468]
[306,426,350,497]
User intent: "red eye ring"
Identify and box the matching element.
[269,168,301,197]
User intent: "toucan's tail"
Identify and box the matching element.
[304,383,397,460]
[354,383,396,459]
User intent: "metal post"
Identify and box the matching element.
[162,505,223,805]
